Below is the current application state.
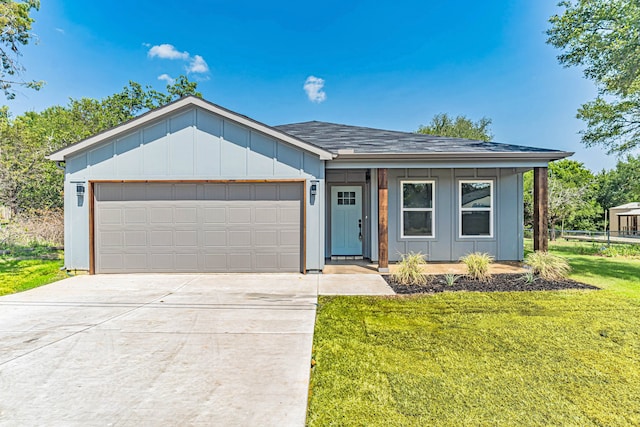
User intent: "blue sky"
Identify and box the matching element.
[7,0,627,171]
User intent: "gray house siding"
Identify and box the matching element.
[385,167,524,262]
[63,106,325,271]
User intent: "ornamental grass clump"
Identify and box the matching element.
[525,251,571,281]
[392,252,428,285]
[460,252,493,281]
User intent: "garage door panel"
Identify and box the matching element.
[100,232,123,247]
[255,207,277,224]
[175,207,197,223]
[175,231,198,246]
[204,208,226,223]
[228,207,251,223]
[124,254,148,270]
[124,231,147,247]
[280,253,302,269]
[204,185,226,199]
[122,183,147,201]
[100,209,122,225]
[150,207,173,223]
[203,253,227,269]
[150,253,174,269]
[204,230,227,246]
[95,182,302,273]
[255,253,278,269]
[280,229,301,246]
[228,230,251,246]
[255,230,278,247]
[228,254,252,270]
[175,254,198,270]
[228,185,252,200]
[124,208,147,224]
[280,207,301,224]
[150,230,173,246]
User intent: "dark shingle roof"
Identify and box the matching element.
[274,121,564,156]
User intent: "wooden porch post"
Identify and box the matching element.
[378,168,389,272]
[533,167,548,252]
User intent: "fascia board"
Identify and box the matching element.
[331,151,574,162]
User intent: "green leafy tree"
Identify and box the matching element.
[524,159,601,237]
[595,155,640,211]
[417,113,493,141]
[0,0,43,99]
[547,1,640,154]
[0,76,201,213]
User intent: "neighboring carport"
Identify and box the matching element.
[0,274,318,426]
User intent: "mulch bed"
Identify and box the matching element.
[384,273,599,294]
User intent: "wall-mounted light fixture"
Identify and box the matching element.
[76,183,85,195]
[310,180,319,196]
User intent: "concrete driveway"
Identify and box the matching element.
[0,274,318,426]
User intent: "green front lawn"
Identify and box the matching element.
[0,248,66,295]
[308,241,640,426]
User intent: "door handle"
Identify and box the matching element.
[358,219,362,241]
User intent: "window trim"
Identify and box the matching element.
[458,179,494,239]
[400,179,436,239]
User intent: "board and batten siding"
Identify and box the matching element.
[384,167,524,262]
[63,106,325,271]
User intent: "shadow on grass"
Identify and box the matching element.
[566,255,640,282]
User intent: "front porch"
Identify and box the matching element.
[324,166,550,272]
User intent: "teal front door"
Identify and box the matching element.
[331,186,363,256]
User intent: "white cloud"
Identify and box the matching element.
[55,28,65,34]
[147,44,189,60]
[187,55,209,74]
[304,76,327,103]
[157,73,175,84]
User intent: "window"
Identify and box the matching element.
[337,191,356,205]
[459,180,493,238]
[401,180,435,238]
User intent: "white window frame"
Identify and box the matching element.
[459,179,494,239]
[400,180,435,239]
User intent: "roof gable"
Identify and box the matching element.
[48,97,334,162]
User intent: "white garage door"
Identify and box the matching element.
[93,182,303,273]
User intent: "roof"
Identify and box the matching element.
[611,202,640,210]
[275,121,572,161]
[47,96,334,162]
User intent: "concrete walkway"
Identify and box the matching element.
[0,274,318,427]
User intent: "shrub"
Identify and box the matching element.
[443,273,461,286]
[460,252,493,281]
[393,252,428,285]
[525,251,571,281]
[520,271,537,285]
[0,209,64,248]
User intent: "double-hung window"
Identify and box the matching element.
[459,180,493,238]
[401,180,435,238]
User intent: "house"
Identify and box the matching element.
[609,203,640,237]
[47,96,570,274]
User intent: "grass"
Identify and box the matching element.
[307,240,640,426]
[0,246,66,296]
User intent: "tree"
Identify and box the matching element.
[0,76,201,213]
[0,0,43,99]
[595,155,640,211]
[547,1,640,154]
[417,113,493,141]
[523,159,601,237]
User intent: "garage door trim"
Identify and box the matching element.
[88,179,307,274]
